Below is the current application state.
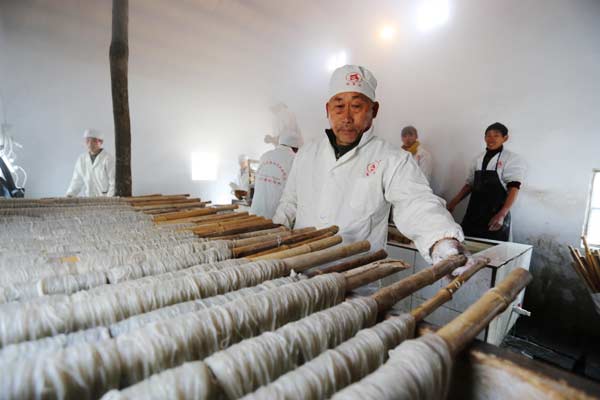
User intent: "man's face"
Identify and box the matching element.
[86,137,103,154]
[484,130,508,150]
[326,92,379,146]
[401,132,417,148]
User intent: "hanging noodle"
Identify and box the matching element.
[0,275,304,361]
[205,297,378,399]
[244,314,416,400]
[0,260,288,346]
[0,274,346,399]
[330,333,453,400]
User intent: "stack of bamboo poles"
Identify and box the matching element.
[568,236,600,293]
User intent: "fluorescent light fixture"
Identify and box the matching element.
[379,25,396,41]
[416,0,450,32]
[326,51,347,71]
[191,151,218,181]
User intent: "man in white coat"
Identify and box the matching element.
[401,125,433,183]
[66,129,115,197]
[251,133,300,218]
[273,65,472,271]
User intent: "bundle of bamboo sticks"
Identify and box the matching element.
[568,236,600,292]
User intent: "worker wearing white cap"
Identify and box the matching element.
[264,102,304,149]
[66,129,115,197]
[251,132,300,218]
[273,65,474,273]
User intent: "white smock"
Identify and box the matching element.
[66,150,115,197]
[250,145,296,219]
[413,145,433,183]
[273,126,463,260]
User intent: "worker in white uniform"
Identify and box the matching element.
[273,65,474,272]
[66,129,115,197]
[264,102,303,148]
[251,133,300,218]
[230,154,251,199]
[447,122,526,241]
[401,125,433,182]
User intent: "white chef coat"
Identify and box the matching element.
[466,148,526,189]
[413,145,433,183]
[66,150,115,197]
[250,145,296,219]
[273,126,463,260]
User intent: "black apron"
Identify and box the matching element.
[461,151,510,241]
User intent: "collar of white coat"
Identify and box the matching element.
[86,149,108,168]
[326,124,376,162]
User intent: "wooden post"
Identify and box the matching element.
[110,0,132,196]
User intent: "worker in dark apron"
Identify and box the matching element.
[447,122,526,241]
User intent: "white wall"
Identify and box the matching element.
[2,0,600,337]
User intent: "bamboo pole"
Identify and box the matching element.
[371,254,467,313]
[250,236,342,261]
[212,226,291,240]
[130,197,198,207]
[281,240,369,272]
[192,216,267,234]
[568,246,596,291]
[581,236,600,290]
[200,222,280,238]
[138,202,207,213]
[163,212,247,227]
[305,249,388,277]
[153,205,237,222]
[247,231,339,258]
[233,226,339,258]
[231,227,314,248]
[437,267,532,356]
[125,194,189,201]
[345,261,410,290]
[410,258,490,321]
[344,263,404,291]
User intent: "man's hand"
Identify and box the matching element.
[488,210,507,231]
[431,238,478,276]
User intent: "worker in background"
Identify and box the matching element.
[66,129,115,197]
[273,65,475,274]
[230,154,250,200]
[401,125,432,182]
[447,122,526,241]
[264,102,303,149]
[251,133,300,218]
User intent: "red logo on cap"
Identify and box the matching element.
[346,72,362,87]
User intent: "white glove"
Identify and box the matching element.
[431,238,477,276]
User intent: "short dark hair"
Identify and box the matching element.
[485,122,508,136]
[401,126,418,137]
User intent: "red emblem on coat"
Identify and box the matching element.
[366,160,381,176]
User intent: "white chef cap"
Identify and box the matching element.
[328,65,377,102]
[83,129,104,141]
